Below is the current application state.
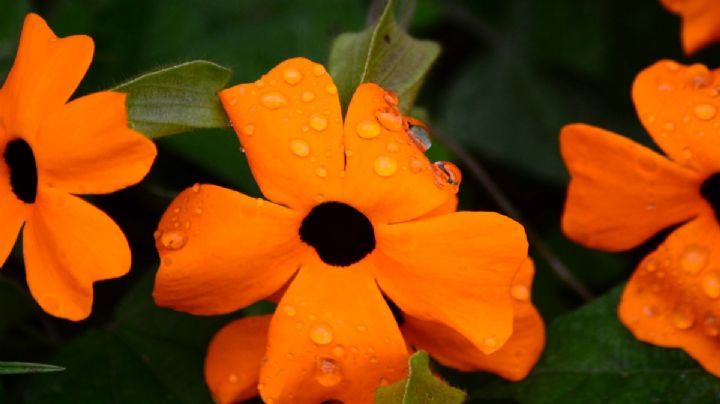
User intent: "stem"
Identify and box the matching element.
[434,130,593,301]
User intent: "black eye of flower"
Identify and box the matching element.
[3,138,38,203]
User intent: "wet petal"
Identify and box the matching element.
[205,315,271,404]
[561,123,702,251]
[34,91,156,195]
[0,13,93,139]
[153,184,306,315]
[219,58,344,212]
[661,0,720,54]
[23,187,130,320]
[342,84,455,223]
[619,214,720,376]
[402,259,545,381]
[259,258,408,403]
[374,211,528,354]
[633,60,720,174]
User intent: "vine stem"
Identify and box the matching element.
[434,130,594,301]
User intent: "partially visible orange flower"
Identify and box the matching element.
[0,14,157,320]
[153,57,531,402]
[561,60,720,376]
[662,0,720,54]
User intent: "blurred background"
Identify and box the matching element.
[0,0,712,402]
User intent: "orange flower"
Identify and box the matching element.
[0,14,157,321]
[153,57,530,402]
[561,60,720,376]
[662,0,720,54]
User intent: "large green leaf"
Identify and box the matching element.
[0,0,27,79]
[328,0,440,113]
[376,351,466,404]
[472,286,720,403]
[114,61,232,138]
[24,270,271,404]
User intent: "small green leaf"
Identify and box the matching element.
[328,0,440,113]
[114,60,232,138]
[0,362,64,375]
[376,351,466,404]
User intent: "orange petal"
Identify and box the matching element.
[205,315,271,404]
[0,13,93,139]
[219,58,344,213]
[342,84,456,223]
[417,195,458,220]
[153,184,306,315]
[561,123,702,251]
[373,211,528,354]
[402,259,545,381]
[33,91,156,195]
[662,0,720,54]
[22,187,130,320]
[619,214,720,376]
[633,60,720,174]
[259,258,408,403]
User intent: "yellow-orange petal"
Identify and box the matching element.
[153,184,306,315]
[259,258,408,403]
[22,187,130,320]
[33,91,156,194]
[205,315,271,404]
[661,0,720,55]
[342,84,456,223]
[219,58,344,213]
[619,214,720,376]
[402,259,545,381]
[373,211,528,354]
[561,123,702,251]
[632,60,720,174]
[0,13,93,139]
[416,195,458,220]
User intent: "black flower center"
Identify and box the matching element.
[299,202,375,267]
[701,173,720,222]
[3,138,38,203]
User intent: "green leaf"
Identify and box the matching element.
[114,60,232,138]
[328,0,440,113]
[0,362,64,375]
[376,351,466,404]
[473,286,720,403]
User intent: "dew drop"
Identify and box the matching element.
[228,373,238,383]
[671,305,695,330]
[680,244,709,275]
[644,257,658,272]
[315,166,328,178]
[229,98,238,106]
[309,113,328,131]
[331,345,345,358]
[406,120,432,152]
[325,84,338,95]
[664,121,676,132]
[483,336,498,348]
[383,90,399,106]
[260,92,289,109]
[282,67,303,85]
[409,157,424,173]
[386,142,400,153]
[301,91,316,103]
[373,155,398,177]
[702,272,720,299]
[284,305,297,317]
[694,103,717,120]
[243,124,255,135]
[511,284,530,301]
[312,64,326,76]
[688,64,712,87]
[431,161,462,192]
[356,119,382,139]
[703,315,719,336]
[375,108,403,131]
[194,207,203,215]
[309,323,334,345]
[160,230,187,250]
[290,139,311,157]
[191,183,201,193]
[315,357,342,387]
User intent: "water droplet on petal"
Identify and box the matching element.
[284,305,297,317]
[309,323,334,345]
[228,373,238,383]
[194,207,203,215]
[301,91,316,103]
[331,345,345,358]
[383,90,399,106]
[290,139,311,157]
[255,79,266,87]
[356,119,382,139]
[432,161,462,192]
[671,305,695,330]
[702,272,720,299]
[375,108,403,131]
[326,84,338,95]
[409,157,424,173]
[694,103,717,120]
[644,258,658,272]
[511,284,530,301]
[406,119,432,152]
[191,183,201,193]
[282,67,303,85]
[315,357,342,387]
[663,121,676,132]
[703,315,719,336]
[309,113,328,131]
[688,64,712,87]
[386,142,400,153]
[229,98,238,106]
[243,124,255,135]
[160,230,187,250]
[483,336,497,348]
[260,92,289,109]
[680,244,709,275]
[312,64,326,76]
[315,167,328,178]
[374,155,398,177]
